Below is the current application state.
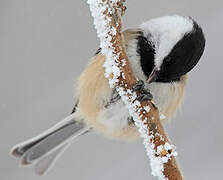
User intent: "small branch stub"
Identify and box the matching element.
[87,0,183,179]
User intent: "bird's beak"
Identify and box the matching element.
[147,67,158,84]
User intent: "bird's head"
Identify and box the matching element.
[137,15,206,83]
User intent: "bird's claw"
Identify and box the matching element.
[133,80,153,102]
[135,91,153,101]
[133,80,145,91]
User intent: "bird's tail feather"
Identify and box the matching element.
[34,142,71,175]
[10,113,89,175]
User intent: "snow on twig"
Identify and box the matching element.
[87,1,182,179]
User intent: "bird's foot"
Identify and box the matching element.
[133,80,145,91]
[133,80,153,101]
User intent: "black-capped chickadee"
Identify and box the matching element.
[10,15,205,175]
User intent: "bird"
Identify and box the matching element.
[10,15,205,175]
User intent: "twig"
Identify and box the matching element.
[87,0,183,179]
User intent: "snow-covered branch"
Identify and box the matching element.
[87,0,183,179]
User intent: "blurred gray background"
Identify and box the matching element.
[0,0,222,179]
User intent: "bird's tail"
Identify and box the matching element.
[10,113,90,175]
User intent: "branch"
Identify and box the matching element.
[87,0,183,179]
